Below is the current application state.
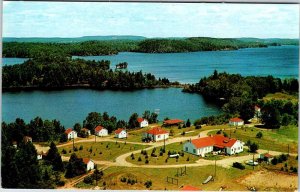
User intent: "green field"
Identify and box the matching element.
[209,125,298,153]
[82,165,254,190]
[263,92,298,104]
[58,141,149,161]
[126,142,199,165]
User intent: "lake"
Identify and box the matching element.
[2,88,220,128]
[2,57,28,66]
[2,45,298,127]
[74,45,299,83]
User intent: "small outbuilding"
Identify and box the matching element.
[229,117,244,126]
[259,153,274,163]
[95,125,108,137]
[163,119,184,126]
[23,136,32,143]
[82,158,95,171]
[115,128,127,139]
[65,128,78,139]
[81,128,91,136]
[137,117,149,128]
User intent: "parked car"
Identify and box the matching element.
[246,160,258,166]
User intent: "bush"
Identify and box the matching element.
[186,157,190,161]
[131,153,135,160]
[120,177,127,182]
[216,130,222,134]
[165,158,168,163]
[145,159,149,164]
[83,175,94,184]
[159,151,163,156]
[195,125,201,129]
[138,157,142,161]
[256,132,263,138]
[223,132,228,137]
[271,157,278,165]
[249,142,259,153]
[62,149,67,154]
[79,145,83,150]
[293,167,297,173]
[144,180,152,188]
[232,162,245,170]
[181,131,185,136]
[69,150,72,153]
[279,154,288,162]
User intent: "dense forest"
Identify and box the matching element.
[2,58,170,91]
[186,71,298,128]
[3,37,280,58]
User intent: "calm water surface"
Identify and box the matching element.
[75,45,299,83]
[2,58,28,66]
[2,88,220,127]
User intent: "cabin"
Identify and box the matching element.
[229,117,244,126]
[81,128,91,136]
[181,185,201,191]
[143,127,169,142]
[137,117,149,128]
[65,128,78,139]
[95,125,108,137]
[82,158,95,171]
[23,136,32,143]
[259,153,274,163]
[183,135,244,157]
[163,119,184,126]
[115,128,127,139]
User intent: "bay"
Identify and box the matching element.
[2,57,28,66]
[2,88,220,128]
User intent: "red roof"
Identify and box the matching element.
[255,105,261,110]
[191,137,215,148]
[190,135,238,149]
[181,185,201,191]
[137,117,144,123]
[147,127,169,135]
[65,128,73,134]
[82,158,91,164]
[264,153,273,158]
[164,119,184,125]
[115,128,125,134]
[229,117,244,122]
[95,125,104,133]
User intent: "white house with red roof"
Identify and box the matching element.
[183,135,243,157]
[254,105,262,118]
[229,117,244,126]
[81,128,91,136]
[163,119,184,126]
[137,117,149,128]
[94,125,108,136]
[82,158,95,171]
[65,128,77,139]
[114,128,127,139]
[143,127,169,142]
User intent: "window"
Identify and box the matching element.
[193,149,196,153]
[158,135,160,138]
[185,147,188,151]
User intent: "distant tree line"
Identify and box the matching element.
[3,58,170,91]
[3,37,272,58]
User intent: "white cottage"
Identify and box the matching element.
[137,117,149,128]
[229,117,244,126]
[143,127,169,142]
[95,125,108,137]
[183,135,244,157]
[115,128,127,139]
[65,128,78,139]
[82,158,95,171]
[81,128,91,136]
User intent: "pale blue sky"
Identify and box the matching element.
[3,2,299,38]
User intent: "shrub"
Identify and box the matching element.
[144,180,152,188]
[69,150,72,153]
[284,163,288,167]
[186,157,190,161]
[279,154,288,162]
[165,158,168,163]
[280,167,284,171]
[216,130,222,134]
[232,162,245,170]
[256,132,263,138]
[249,142,259,153]
[195,125,201,129]
[79,145,83,150]
[138,157,142,162]
[120,177,127,182]
[181,131,185,136]
[62,149,67,154]
[131,153,135,160]
[83,175,94,184]
[145,159,149,164]
[223,132,228,137]
[56,180,65,186]
[271,157,278,165]
[159,151,163,156]
[74,147,78,152]
[293,167,298,173]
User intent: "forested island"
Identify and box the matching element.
[3,37,298,58]
[2,58,171,91]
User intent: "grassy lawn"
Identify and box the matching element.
[89,165,255,190]
[58,141,149,162]
[126,142,199,165]
[263,92,298,104]
[208,125,298,153]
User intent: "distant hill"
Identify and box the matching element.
[237,38,299,45]
[3,35,147,43]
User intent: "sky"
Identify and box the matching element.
[2,2,299,38]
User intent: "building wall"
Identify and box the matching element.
[226,140,243,155]
[67,131,78,139]
[86,161,95,171]
[140,120,149,128]
[96,129,108,136]
[154,133,169,141]
[115,130,127,138]
[229,121,244,126]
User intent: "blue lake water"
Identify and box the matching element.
[2,88,220,128]
[2,58,28,66]
[2,45,298,127]
[74,45,299,83]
